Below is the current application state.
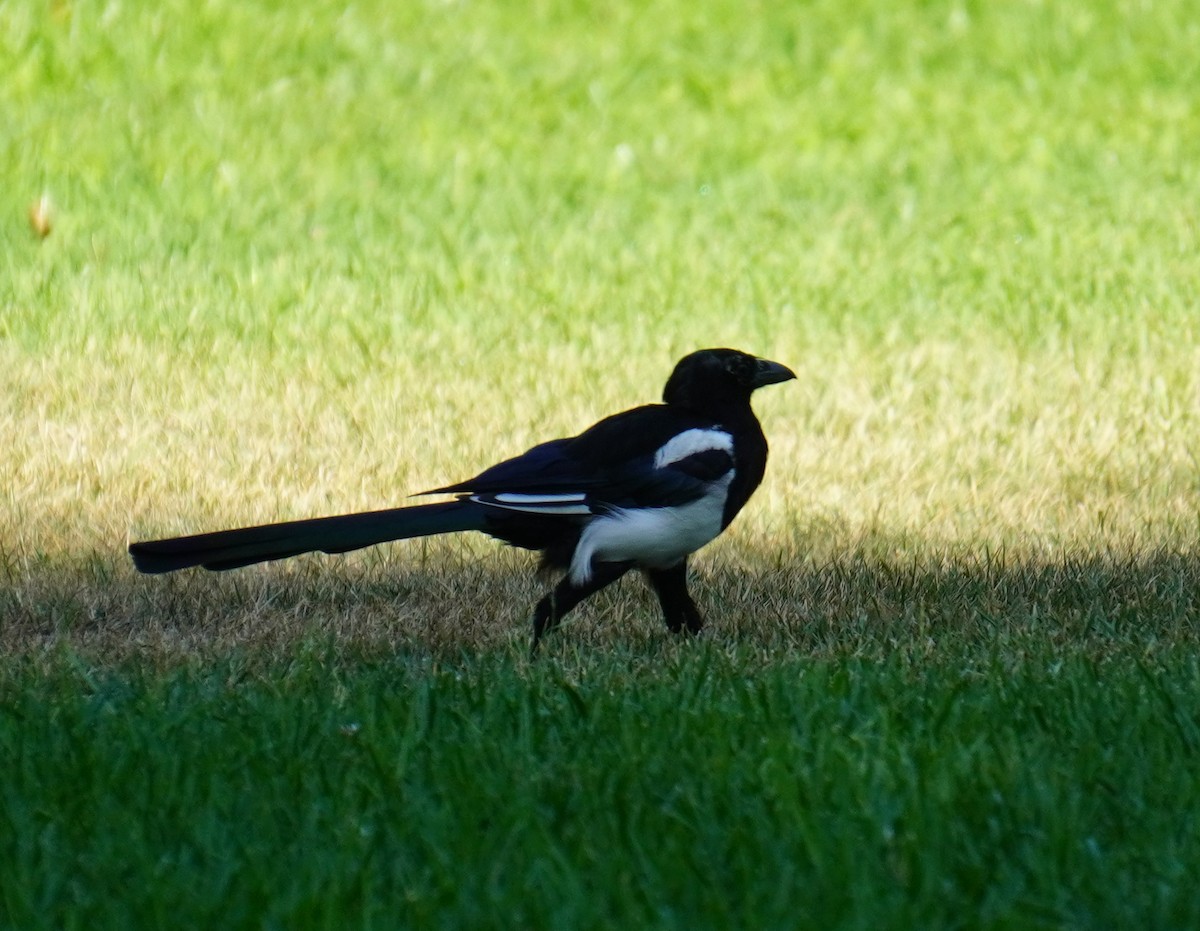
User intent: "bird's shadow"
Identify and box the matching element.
[3,536,1197,664]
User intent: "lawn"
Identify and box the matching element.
[2,0,1199,927]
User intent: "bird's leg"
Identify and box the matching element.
[645,560,705,635]
[530,561,631,655]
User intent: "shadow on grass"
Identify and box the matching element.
[3,533,1197,665]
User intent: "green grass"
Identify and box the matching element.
[3,648,1199,930]
[3,0,1200,926]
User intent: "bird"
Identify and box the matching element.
[129,347,795,652]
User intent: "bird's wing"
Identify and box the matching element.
[422,438,602,495]
[421,405,736,517]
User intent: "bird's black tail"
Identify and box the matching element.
[128,500,486,574]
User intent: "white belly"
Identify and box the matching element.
[568,475,732,584]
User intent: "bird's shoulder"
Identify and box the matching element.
[428,404,739,498]
[564,403,728,466]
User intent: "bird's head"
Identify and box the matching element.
[662,348,796,410]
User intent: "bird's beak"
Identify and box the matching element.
[751,357,797,388]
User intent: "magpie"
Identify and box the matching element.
[129,348,795,651]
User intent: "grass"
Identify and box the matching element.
[3,649,1199,929]
[2,0,1200,926]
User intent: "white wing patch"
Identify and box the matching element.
[494,492,586,505]
[472,492,592,515]
[653,428,734,469]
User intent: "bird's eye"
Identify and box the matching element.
[724,355,753,383]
